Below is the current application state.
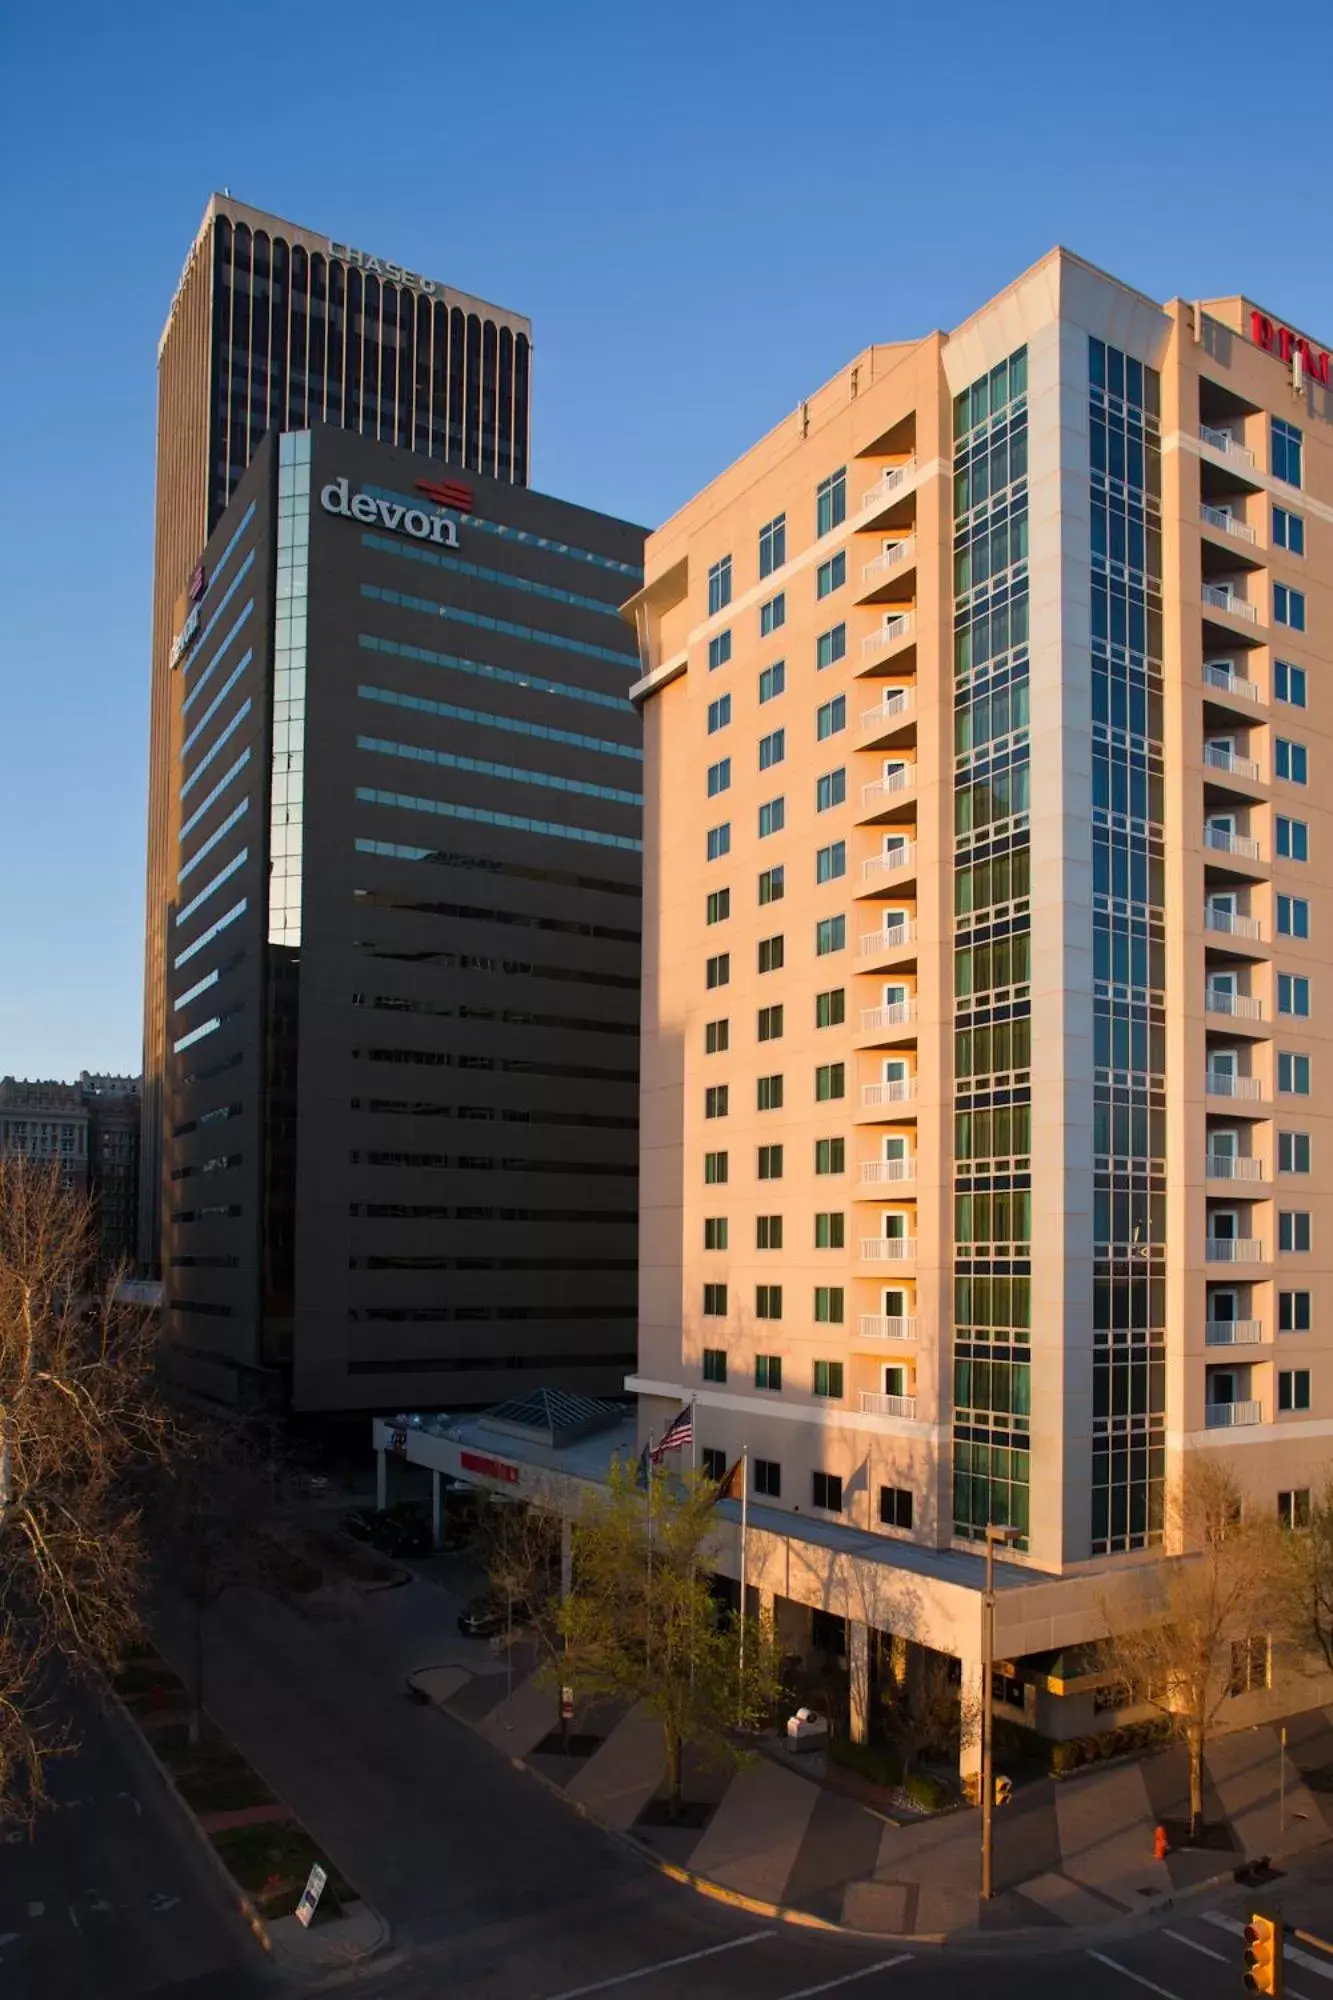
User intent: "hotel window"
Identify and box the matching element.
[756,1214,783,1249]
[755,1353,783,1390]
[880,1486,913,1529]
[706,822,731,861]
[1279,1488,1311,1529]
[812,1471,842,1512]
[708,630,732,671]
[757,1003,784,1041]
[816,841,846,884]
[815,915,846,955]
[816,624,846,670]
[704,1084,729,1120]
[1277,896,1309,939]
[814,1211,845,1248]
[1275,661,1307,708]
[814,1062,845,1101]
[701,1447,727,1481]
[1274,584,1306,632]
[758,934,785,973]
[1278,973,1310,1016]
[816,694,846,740]
[759,514,786,578]
[1229,1635,1271,1696]
[707,757,731,797]
[1278,1369,1311,1411]
[1279,1132,1311,1174]
[813,1359,844,1398]
[708,555,733,614]
[1277,817,1309,862]
[1276,739,1308,784]
[758,797,785,838]
[704,1150,728,1183]
[758,865,785,905]
[706,888,730,924]
[755,1458,781,1497]
[759,728,786,771]
[817,551,846,598]
[756,1284,783,1320]
[816,768,846,811]
[813,1287,844,1325]
[757,1144,784,1180]
[1273,507,1305,556]
[759,661,786,704]
[703,1216,728,1249]
[756,1074,784,1111]
[815,988,845,1027]
[1279,1052,1311,1094]
[702,1344,728,1379]
[816,467,846,536]
[814,1137,845,1174]
[1272,418,1303,488]
[1280,1211,1311,1253]
[702,1285,727,1317]
[705,953,730,989]
[704,1018,729,1053]
[1280,1289,1311,1331]
[707,694,731,734]
[760,593,786,637]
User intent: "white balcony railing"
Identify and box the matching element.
[1205,907,1262,938]
[860,1157,917,1184]
[861,767,916,808]
[861,844,918,884]
[1205,1238,1265,1262]
[1206,1155,1266,1180]
[1205,1320,1264,1347]
[861,1078,917,1108]
[1205,987,1263,1019]
[1200,502,1258,544]
[1206,1071,1263,1099]
[859,1390,918,1419]
[861,1237,917,1262]
[1204,826,1262,860]
[861,536,917,588]
[1204,743,1261,781]
[860,922,917,957]
[858,1314,917,1343]
[1200,425,1255,467]
[861,1000,915,1033]
[1204,663,1263,704]
[861,612,915,659]
[859,457,918,513]
[1206,1399,1262,1428]
[1203,582,1259,624]
[860,688,915,734]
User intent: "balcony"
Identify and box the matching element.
[1204,743,1262,782]
[1206,1155,1266,1181]
[1205,987,1264,1020]
[859,1389,918,1419]
[861,612,915,661]
[1200,425,1255,468]
[1204,663,1263,705]
[1204,827,1262,862]
[861,999,915,1034]
[861,767,916,810]
[861,1237,917,1262]
[1205,1238,1265,1262]
[1205,1399,1262,1428]
[858,537,918,603]
[1202,582,1259,625]
[1204,907,1262,939]
[859,457,919,518]
[860,922,917,959]
[861,843,918,886]
[861,1078,917,1109]
[1205,1320,1264,1347]
[1200,502,1258,544]
[859,688,916,741]
[858,1314,917,1343]
[1205,1071,1262,1099]
[860,1156,916,1185]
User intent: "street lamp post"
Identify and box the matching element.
[980,1522,1016,1901]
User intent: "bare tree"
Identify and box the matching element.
[1274,1474,1333,1676]
[472,1488,563,1665]
[879,1647,958,1781]
[1100,1459,1283,1840]
[0,1160,169,1817]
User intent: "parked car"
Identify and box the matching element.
[340,1506,431,1557]
[457,1594,527,1638]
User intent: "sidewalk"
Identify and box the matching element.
[412,1651,1333,1939]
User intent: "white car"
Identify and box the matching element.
[786,1707,829,1749]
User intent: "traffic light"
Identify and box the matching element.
[1243,1909,1284,1996]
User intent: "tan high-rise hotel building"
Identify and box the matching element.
[626,249,1332,1719]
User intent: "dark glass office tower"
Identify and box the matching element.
[142,196,532,1269]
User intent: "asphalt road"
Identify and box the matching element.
[0,1689,262,2000]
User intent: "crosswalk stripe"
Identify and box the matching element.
[1086,1949,1183,1997]
[1163,1927,1225,1961]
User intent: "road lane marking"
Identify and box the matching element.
[1203,1911,1333,1981]
[543,1931,777,1999]
[1163,1928,1225,1962]
[1086,1949,1183,1997]
[775,1958,913,1997]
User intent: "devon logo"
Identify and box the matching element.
[320,477,460,547]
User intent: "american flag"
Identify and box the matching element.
[650,1404,694,1461]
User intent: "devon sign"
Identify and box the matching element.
[320,478,460,547]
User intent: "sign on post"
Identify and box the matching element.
[294,1863,327,1929]
[560,1686,574,1721]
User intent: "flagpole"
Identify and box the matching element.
[645,1429,654,1676]
[690,1397,697,1476]
[737,1442,749,1719]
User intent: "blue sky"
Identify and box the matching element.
[1,0,1329,1079]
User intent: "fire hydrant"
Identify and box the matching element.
[1153,1823,1169,1862]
